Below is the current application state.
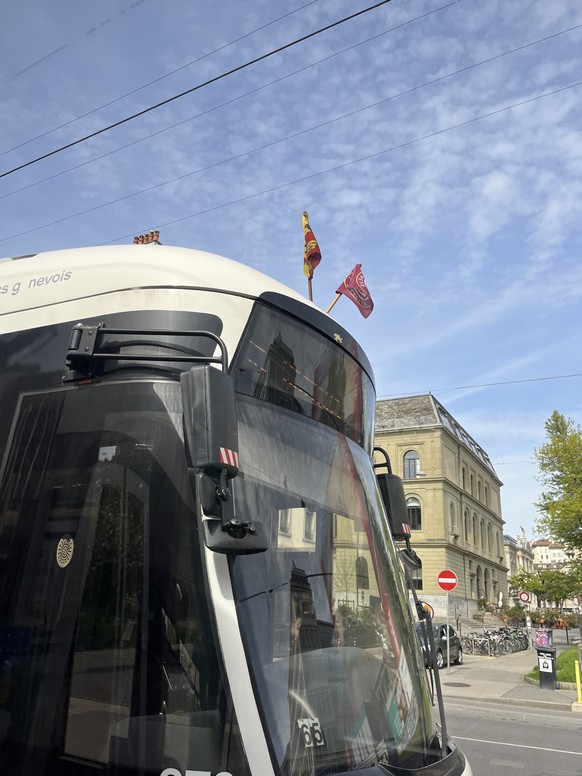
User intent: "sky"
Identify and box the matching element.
[1,0,581,541]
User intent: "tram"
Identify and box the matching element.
[0,244,471,776]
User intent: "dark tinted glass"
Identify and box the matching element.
[0,381,248,776]
[232,303,375,453]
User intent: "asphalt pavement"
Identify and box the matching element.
[437,627,582,713]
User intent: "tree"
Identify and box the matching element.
[534,411,582,551]
[509,568,580,609]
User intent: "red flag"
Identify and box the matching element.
[336,264,374,318]
[302,211,321,279]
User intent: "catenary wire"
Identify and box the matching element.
[12,0,153,78]
[0,0,395,180]
[91,78,582,246]
[2,56,580,242]
[2,0,323,157]
[377,372,582,400]
[3,3,565,204]
[0,0,466,203]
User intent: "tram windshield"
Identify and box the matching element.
[230,305,436,774]
[231,396,435,774]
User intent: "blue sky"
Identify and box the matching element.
[2,0,581,540]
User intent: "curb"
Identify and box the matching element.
[443,693,575,712]
[524,675,578,690]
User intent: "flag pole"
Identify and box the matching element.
[308,276,313,302]
[325,293,341,313]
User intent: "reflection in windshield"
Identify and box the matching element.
[0,382,249,776]
[231,397,434,775]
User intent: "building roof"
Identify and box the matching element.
[375,394,498,477]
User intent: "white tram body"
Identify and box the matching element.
[0,244,471,776]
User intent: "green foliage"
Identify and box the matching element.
[528,647,580,684]
[534,411,582,550]
[508,568,580,608]
[337,604,383,648]
[504,606,527,627]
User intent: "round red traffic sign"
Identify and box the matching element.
[518,590,530,603]
[437,569,458,591]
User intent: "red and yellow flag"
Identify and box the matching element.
[302,211,321,279]
[335,264,374,318]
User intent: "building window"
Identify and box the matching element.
[406,497,422,530]
[403,450,420,479]
[279,510,291,535]
[472,513,477,544]
[478,481,482,502]
[411,559,423,590]
[464,509,469,541]
[356,556,369,589]
[304,510,315,542]
[470,474,474,495]
[462,467,466,490]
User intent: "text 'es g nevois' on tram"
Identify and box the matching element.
[0,243,471,776]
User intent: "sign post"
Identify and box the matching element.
[437,570,458,671]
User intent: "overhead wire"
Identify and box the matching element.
[377,372,582,400]
[2,27,580,243]
[0,0,395,180]
[94,79,582,245]
[0,0,461,202]
[2,0,323,157]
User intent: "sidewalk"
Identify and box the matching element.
[437,628,581,712]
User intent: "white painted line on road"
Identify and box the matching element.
[454,737,582,757]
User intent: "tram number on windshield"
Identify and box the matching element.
[160,770,233,776]
[297,716,325,748]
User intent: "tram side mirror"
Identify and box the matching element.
[180,365,267,554]
[181,364,239,475]
[376,472,411,542]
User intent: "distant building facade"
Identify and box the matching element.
[374,394,507,617]
[504,530,535,579]
[531,539,571,569]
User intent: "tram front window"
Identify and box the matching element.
[0,382,249,776]
[231,397,436,775]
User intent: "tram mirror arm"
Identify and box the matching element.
[181,365,267,554]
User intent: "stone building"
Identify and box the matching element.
[374,394,507,617]
[504,530,535,579]
[531,538,572,569]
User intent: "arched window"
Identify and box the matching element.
[464,509,469,541]
[450,503,458,537]
[406,497,422,530]
[470,474,474,495]
[480,519,486,549]
[403,450,420,479]
[476,565,482,598]
[356,556,369,589]
[462,467,466,490]
[472,513,477,544]
[478,481,482,502]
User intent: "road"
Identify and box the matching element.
[445,699,582,776]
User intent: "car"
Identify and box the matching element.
[415,622,463,669]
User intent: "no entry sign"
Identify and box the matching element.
[437,569,458,591]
